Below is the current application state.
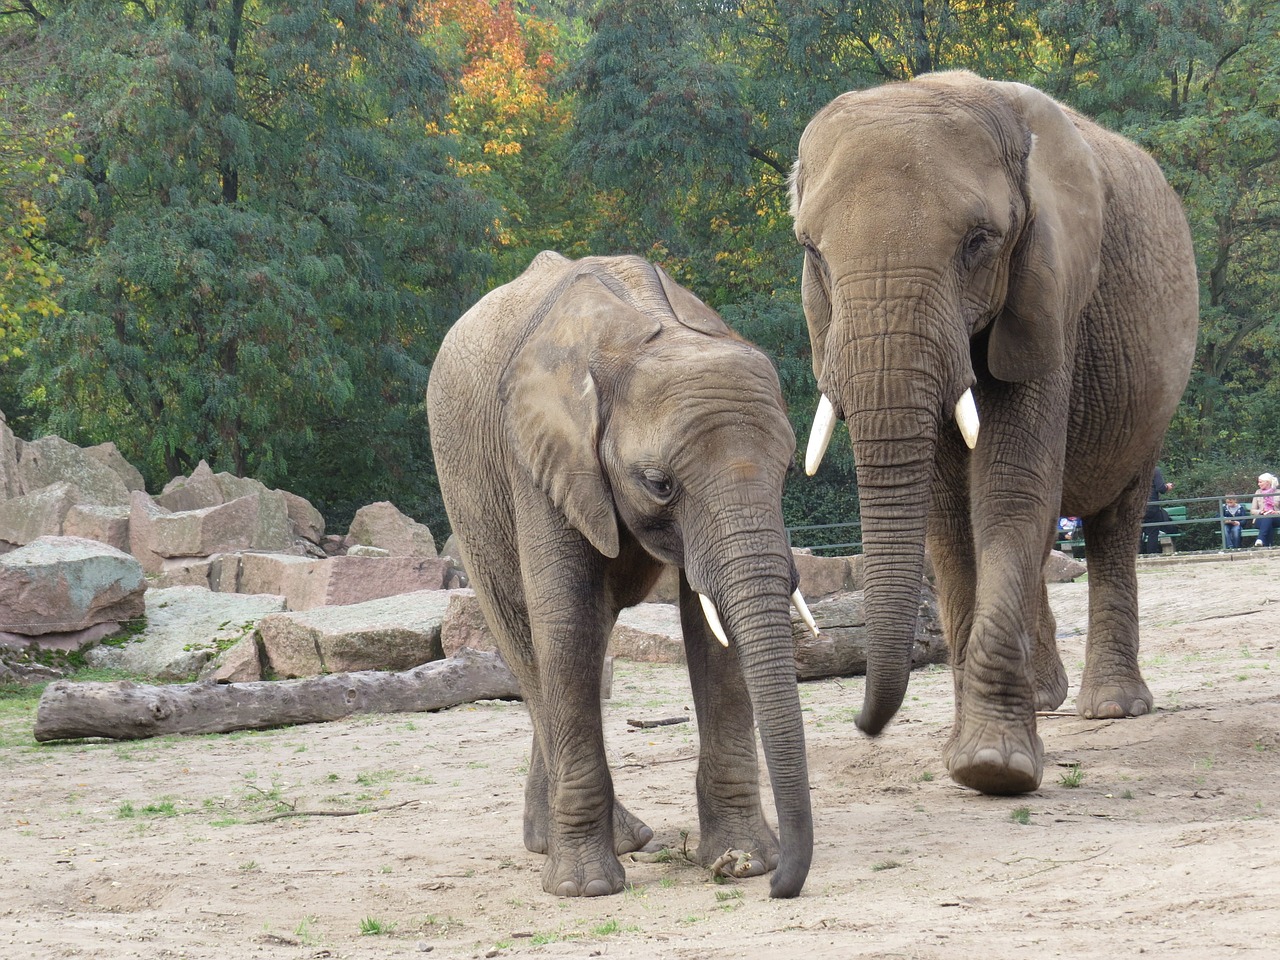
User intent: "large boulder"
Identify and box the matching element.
[155,460,223,512]
[63,504,131,553]
[347,501,437,558]
[256,590,451,677]
[0,536,146,641]
[237,553,450,610]
[0,410,20,501]
[82,586,286,680]
[83,442,146,493]
[129,490,293,573]
[0,482,80,548]
[16,435,130,506]
[608,604,685,663]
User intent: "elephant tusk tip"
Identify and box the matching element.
[805,394,837,476]
[699,593,731,647]
[955,388,980,450]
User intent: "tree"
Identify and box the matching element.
[18,0,496,528]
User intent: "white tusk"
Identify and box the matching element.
[792,589,819,638]
[955,388,980,450]
[805,394,837,476]
[699,593,730,648]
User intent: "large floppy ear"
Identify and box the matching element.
[651,264,734,337]
[499,272,660,559]
[988,81,1104,382]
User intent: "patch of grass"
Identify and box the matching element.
[294,916,320,946]
[918,771,935,782]
[1010,806,1032,825]
[871,859,902,872]
[1120,789,1134,800]
[239,861,258,872]
[358,916,394,936]
[1058,764,1084,788]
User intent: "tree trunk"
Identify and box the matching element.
[34,648,521,742]
[790,588,947,681]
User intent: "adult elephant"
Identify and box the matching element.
[427,252,814,898]
[789,71,1198,795]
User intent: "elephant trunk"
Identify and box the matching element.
[724,581,813,898]
[693,540,813,899]
[823,284,965,735]
[850,433,936,734]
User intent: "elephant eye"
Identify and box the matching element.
[640,468,675,502]
[962,227,997,265]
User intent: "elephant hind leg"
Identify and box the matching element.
[524,742,653,856]
[1033,580,1069,711]
[1077,496,1153,718]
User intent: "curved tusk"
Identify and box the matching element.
[699,593,730,648]
[955,388,980,450]
[805,394,837,476]
[792,589,819,638]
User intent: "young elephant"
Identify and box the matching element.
[790,71,1198,795]
[426,252,814,898]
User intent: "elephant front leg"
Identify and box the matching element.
[678,579,779,877]
[1076,500,1153,718]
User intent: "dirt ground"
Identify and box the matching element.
[3,553,1278,960]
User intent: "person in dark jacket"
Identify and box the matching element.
[1141,467,1174,555]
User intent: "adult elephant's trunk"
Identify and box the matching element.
[814,281,969,736]
[850,432,937,735]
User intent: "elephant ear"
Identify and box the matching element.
[499,272,661,559]
[652,264,734,337]
[988,81,1105,383]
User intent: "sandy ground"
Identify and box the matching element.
[2,553,1278,960]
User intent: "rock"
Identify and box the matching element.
[150,557,215,589]
[156,460,223,512]
[1045,550,1087,583]
[0,621,123,654]
[127,491,169,574]
[16,435,130,506]
[347,501,437,557]
[256,590,452,678]
[792,551,856,601]
[132,492,294,570]
[0,536,146,639]
[439,589,495,655]
[0,482,80,547]
[609,604,685,663]
[281,490,325,544]
[440,533,464,564]
[347,545,390,558]
[200,634,264,683]
[63,504,131,553]
[237,553,450,610]
[0,411,20,501]
[82,442,146,493]
[83,586,285,680]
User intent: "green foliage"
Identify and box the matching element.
[17,0,495,532]
[0,1,1275,536]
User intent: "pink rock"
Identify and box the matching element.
[347,501,437,557]
[0,536,145,638]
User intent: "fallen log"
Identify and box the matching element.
[34,647,522,742]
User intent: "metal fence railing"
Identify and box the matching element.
[786,494,1268,557]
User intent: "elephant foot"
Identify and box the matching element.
[1077,676,1153,719]
[695,811,779,876]
[524,800,653,857]
[612,800,655,855]
[1034,660,1069,712]
[1029,647,1070,716]
[944,716,1043,795]
[541,843,626,898]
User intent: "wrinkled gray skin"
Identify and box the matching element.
[427,252,812,897]
[789,72,1198,795]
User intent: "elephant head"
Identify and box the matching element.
[498,257,813,897]
[789,72,1104,734]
